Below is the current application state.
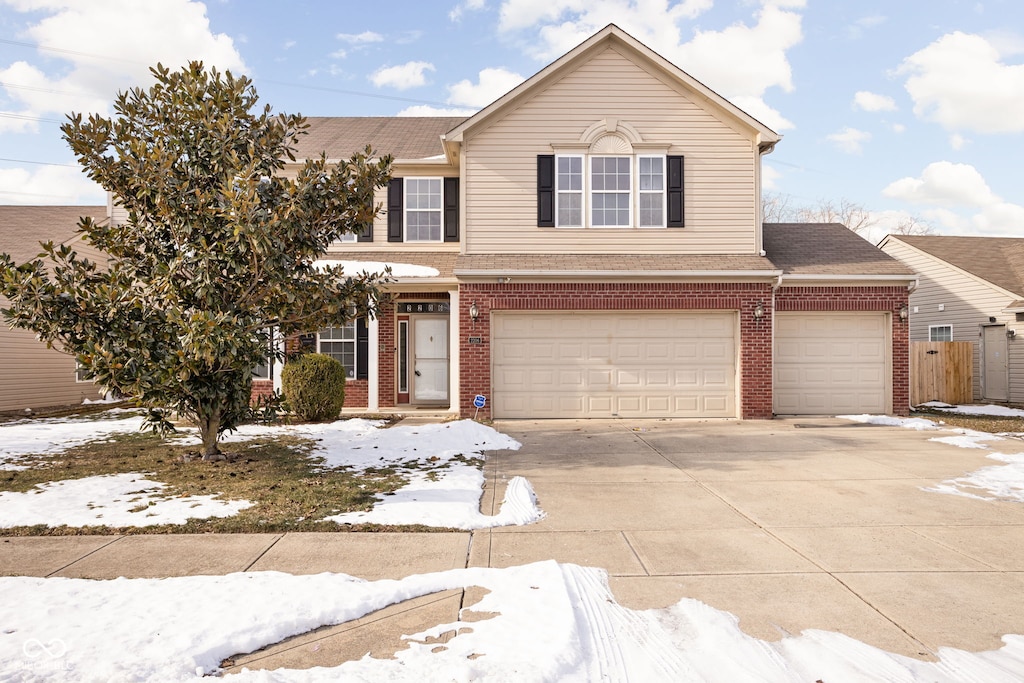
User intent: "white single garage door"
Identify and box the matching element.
[492,311,737,418]
[774,312,889,415]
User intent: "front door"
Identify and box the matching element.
[412,317,449,403]
[983,325,1009,401]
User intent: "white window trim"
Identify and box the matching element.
[636,154,667,229]
[404,177,444,243]
[554,153,666,229]
[317,322,358,379]
[929,324,953,342]
[336,232,357,243]
[555,154,584,228]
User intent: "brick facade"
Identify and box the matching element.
[459,282,776,420]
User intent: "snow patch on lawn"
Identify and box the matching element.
[920,402,1024,418]
[843,414,1024,503]
[0,411,147,471]
[2,561,1024,682]
[0,473,253,528]
[312,259,439,278]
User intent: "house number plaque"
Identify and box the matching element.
[468,336,483,344]
[397,302,450,314]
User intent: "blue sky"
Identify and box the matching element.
[0,0,1021,242]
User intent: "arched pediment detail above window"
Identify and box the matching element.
[590,134,632,154]
[579,118,644,146]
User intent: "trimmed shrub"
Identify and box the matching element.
[281,353,346,422]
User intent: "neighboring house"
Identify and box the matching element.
[108,24,916,419]
[880,235,1024,403]
[0,205,106,413]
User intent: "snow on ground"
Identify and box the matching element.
[919,402,1024,418]
[3,561,1024,682]
[0,411,147,471]
[0,412,538,530]
[0,473,253,528]
[842,414,1024,503]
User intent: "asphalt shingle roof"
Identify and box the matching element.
[894,235,1024,297]
[292,117,467,161]
[0,205,105,263]
[764,223,914,276]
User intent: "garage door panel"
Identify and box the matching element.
[774,312,889,415]
[494,311,737,418]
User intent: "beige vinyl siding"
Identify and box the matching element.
[882,239,1023,402]
[0,306,102,413]
[462,45,759,255]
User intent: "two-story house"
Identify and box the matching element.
[253,24,915,419]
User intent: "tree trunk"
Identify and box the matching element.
[197,408,225,461]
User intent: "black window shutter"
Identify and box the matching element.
[537,155,555,227]
[298,333,317,353]
[443,177,459,242]
[667,155,684,228]
[387,178,403,242]
[357,218,373,242]
[356,318,368,380]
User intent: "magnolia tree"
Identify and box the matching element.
[0,62,392,459]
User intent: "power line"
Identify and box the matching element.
[0,112,64,124]
[0,157,78,168]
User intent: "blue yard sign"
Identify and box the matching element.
[473,394,486,418]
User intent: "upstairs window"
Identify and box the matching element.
[387,177,460,243]
[542,153,679,229]
[405,178,443,242]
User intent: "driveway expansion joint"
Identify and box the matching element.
[45,534,124,578]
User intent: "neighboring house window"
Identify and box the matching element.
[337,232,357,243]
[387,177,460,243]
[317,318,369,380]
[929,325,953,342]
[75,361,89,383]
[318,322,357,379]
[543,154,682,229]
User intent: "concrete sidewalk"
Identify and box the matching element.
[3,417,1024,670]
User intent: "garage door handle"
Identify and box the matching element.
[414,370,421,376]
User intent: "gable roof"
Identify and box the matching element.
[889,235,1024,297]
[445,24,780,150]
[764,223,915,277]
[293,117,466,161]
[0,205,104,263]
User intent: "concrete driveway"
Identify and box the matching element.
[472,417,1024,659]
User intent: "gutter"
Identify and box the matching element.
[454,269,785,279]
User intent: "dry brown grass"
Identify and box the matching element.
[0,418,462,536]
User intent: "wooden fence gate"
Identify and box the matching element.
[910,341,973,406]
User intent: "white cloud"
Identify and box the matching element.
[0,165,104,205]
[845,13,886,40]
[396,105,477,117]
[447,67,525,107]
[370,61,436,90]
[336,31,384,45]
[949,133,969,150]
[883,161,1024,237]
[496,0,804,132]
[898,31,1024,133]
[450,0,486,21]
[826,126,871,154]
[853,90,897,112]
[0,0,245,121]
[761,164,781,191]
[883,161,998,207]
[891,123,906,133]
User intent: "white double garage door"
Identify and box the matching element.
[491,311,889,418]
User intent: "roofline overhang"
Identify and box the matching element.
[455,269,784,280]
[384,278,459,289]
[445,24,779,146]
[1002,306,1024,314]
[883,235,1024,302]
[777,273,918,288]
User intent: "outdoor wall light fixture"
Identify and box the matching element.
[1009,329,1017,339]
[753,301,765,321]
[469,301,479,323]
[899,305,909,322]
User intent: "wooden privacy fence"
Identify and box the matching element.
[910,341,973,406]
